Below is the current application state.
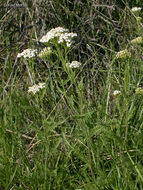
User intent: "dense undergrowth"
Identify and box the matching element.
[0,0,143,189]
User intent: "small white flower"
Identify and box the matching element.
[115,49,131,59]
[28,84,40,94]
[17,49,37,58]
[38,82,46,89]
[113,90,121,96]
[66,61,82,68]
[40,27,69,43]
[28,82,46,94]
[40,27,77,47]
[58,32,77,47]
[38,47,52,58]
[131,7,141,13]
[67,42,72,47]
[52,27,69,34]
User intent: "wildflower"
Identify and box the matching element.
[135,88,143,95]
[17,49,37,58]
[38,47,52,59]
[131,7,141,14]
[38,82,46,89]
[113,90,121,97]
[115,49,131,60]
[66,61,82,68]
[40,27,68,43]
[131,37,143,45]
[40,27,77,47]
[58,32,77,47]
[136,16,142,22]
[28,82,46,94]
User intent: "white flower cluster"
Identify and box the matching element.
[58,32,77,47]
[38,47,52,59]
[115,49,131,59]
[66,61,82,68]
[113,90,121,96]
[28,82,46,95]
[40,27,77,47]
[17,49,37,58]
[131,7,142,13]
[131,36,143,45]
[40,27,68,43]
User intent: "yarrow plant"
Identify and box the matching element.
[17,49,37,58]
[131,36,143,45]
[113,90,121,97]
[38,47,52,59]
[115,49,131,60]
[28,82,46,95]
[131,7,142,14]
[66,61,82,68]
[40,26,77,47]
[40,27,68,43]
[58,32,77,47]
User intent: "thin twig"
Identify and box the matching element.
[27,140,41,153]
[6,129,33,140]
[4,57,18,91]
[24,58,34,85]
[3,54,10,74]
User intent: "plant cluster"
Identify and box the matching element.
[0,1,143,189]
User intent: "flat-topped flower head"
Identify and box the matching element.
[66,61,82,68]
[28,84,40,95]
[131,7,141,14]
[40,26,77,47]
[28,82,46,95]
[17,49,37,58]
[58,32,77,47]
[113,90,121,97]
[51,27,69,34]
[115,49,131,60]
[131,37,143,45]
[40,27,69,43]
[38,47,52,59]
